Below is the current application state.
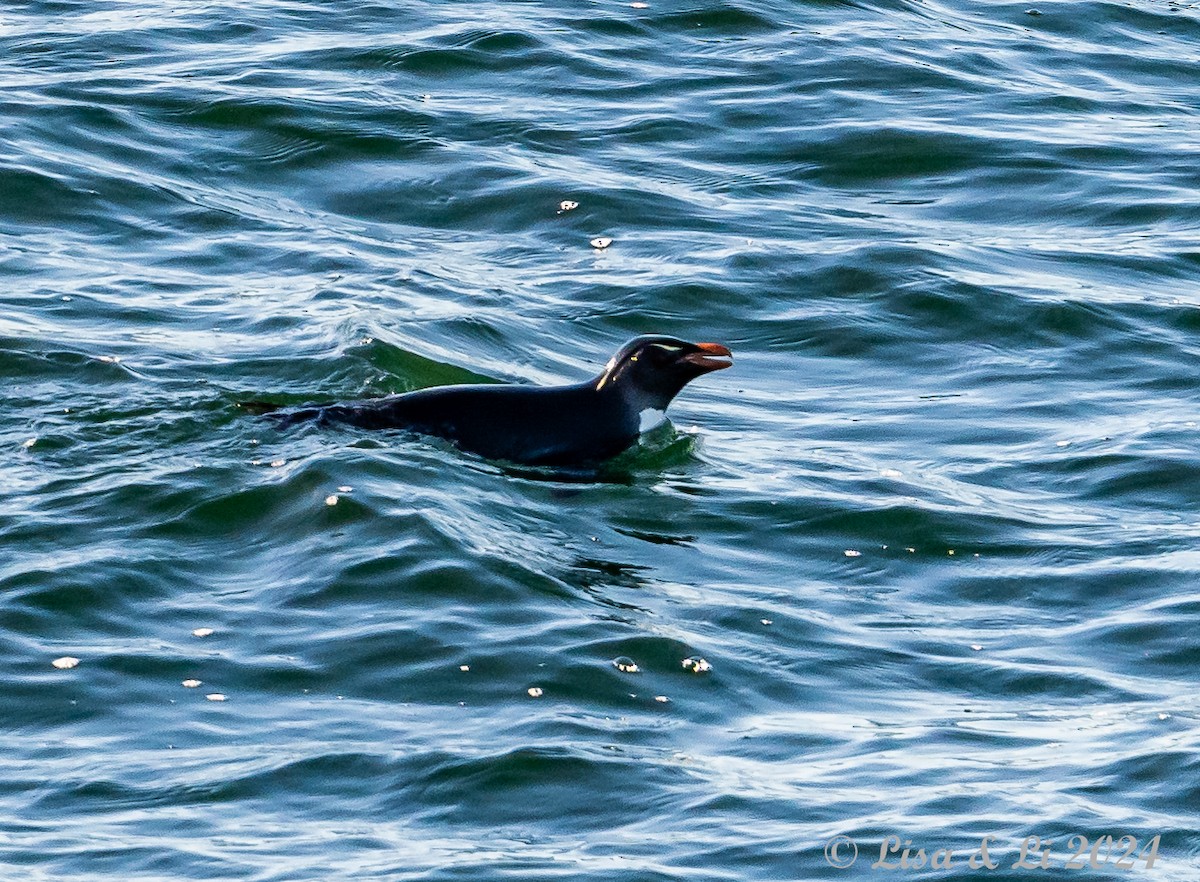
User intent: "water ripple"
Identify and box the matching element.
[3,0,1200,878]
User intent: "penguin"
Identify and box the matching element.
[264,335,732,466]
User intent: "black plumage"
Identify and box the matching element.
[270,335,732,466]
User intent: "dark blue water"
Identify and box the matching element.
[4,1,1200,878]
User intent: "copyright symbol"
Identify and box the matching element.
[825,835,858,869]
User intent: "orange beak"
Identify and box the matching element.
[683,341,733,371]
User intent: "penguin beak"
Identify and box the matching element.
[682,342,733,372]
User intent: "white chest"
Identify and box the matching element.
[638,408,667,433]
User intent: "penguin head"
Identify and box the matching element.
[594,335,733,411]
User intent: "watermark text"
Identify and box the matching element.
[823,833,1161,872]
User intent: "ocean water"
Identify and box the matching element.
[3,0,1200,878]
